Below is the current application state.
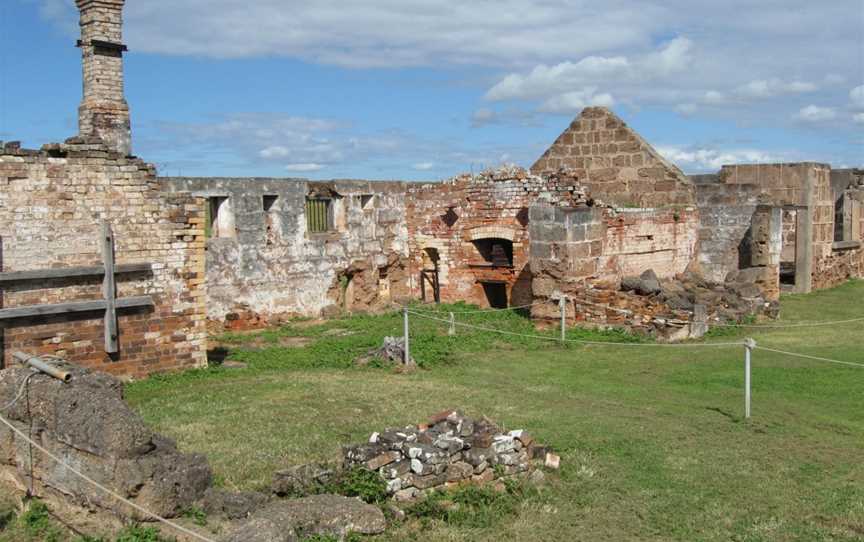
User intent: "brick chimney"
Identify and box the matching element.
[76,0,131,155]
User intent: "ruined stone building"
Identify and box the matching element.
[0,0,861,376]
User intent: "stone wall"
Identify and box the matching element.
[527,202,698,333]
[159,177,410,324]
[693,182,762,283]
[718,163,841,293]
[531,107,695,208]
[600,207,698,279]
[813,245,864,290]
[405,167,586,308]
[0,140,207,378]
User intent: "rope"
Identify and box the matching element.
[753,345,864,369]
[408,310,744,348]
[408,302,539,315]
[0,412,217,542]
[410,299,864,330]
[0,371,38,412]
[709,316,864,328]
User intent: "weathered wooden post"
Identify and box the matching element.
[448,312,455,336]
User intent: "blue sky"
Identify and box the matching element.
[2,0,862,180]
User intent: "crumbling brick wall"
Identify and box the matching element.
[531,107,695,208]
[0,139,207,378]
[159,178,410,325]
[405,167,586,308]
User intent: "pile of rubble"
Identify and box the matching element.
[343,410,556,501]
[621,269,778,324]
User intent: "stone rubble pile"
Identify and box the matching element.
[343,410,554,501]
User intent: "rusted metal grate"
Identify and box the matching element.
[306,198,331,233]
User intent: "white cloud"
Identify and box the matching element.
[259,146,290,159]
[657,145,780,172]
[412,162,435,171]
[674,103,698,116]
[853,113,864,124]
[484,37,691,114]
[851,86,864,109]
[285,163,324,172]
[641,36,693,75]
[735,78,817,99]
[471,108,498,127]
[538,89,615,114]
[485,56,631,102]
[702,90,728,105]
[795,105,837,123]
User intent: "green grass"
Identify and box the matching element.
[118,281,864,540]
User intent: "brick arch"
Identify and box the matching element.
[468,226,517,242]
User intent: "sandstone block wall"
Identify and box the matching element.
[527,203,697,333]
[600,207,698,279]
[717,163,845,293]
[531,107,695,208]
[693,182,762,283]
[159,177,410,324]
[0,140,207,378]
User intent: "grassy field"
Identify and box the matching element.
[115,280,863,540]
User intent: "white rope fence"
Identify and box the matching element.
[401,305,864,420]
[0,412,217,542]
[407,301,540,315]
[411,296,864,329]
[753,345,864,369]
[407,309,745,348]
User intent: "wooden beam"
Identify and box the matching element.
[102,222,118,354]
[0,263,151,284]
[0,296,153,321]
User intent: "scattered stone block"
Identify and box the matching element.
[221,494,386,542]
[545,453,561,470]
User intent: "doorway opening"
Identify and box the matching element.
[481,282,508,309]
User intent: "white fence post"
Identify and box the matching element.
[403,307,411,365]
[744,338,756,419]
[559,296,567,344]
[448,312,455,336]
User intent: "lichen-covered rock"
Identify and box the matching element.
[271,463,336,497]
[0,365,213,520]
[199,488,270,520]
[220,495,386,542]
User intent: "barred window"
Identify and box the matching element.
[306,198,332,233]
